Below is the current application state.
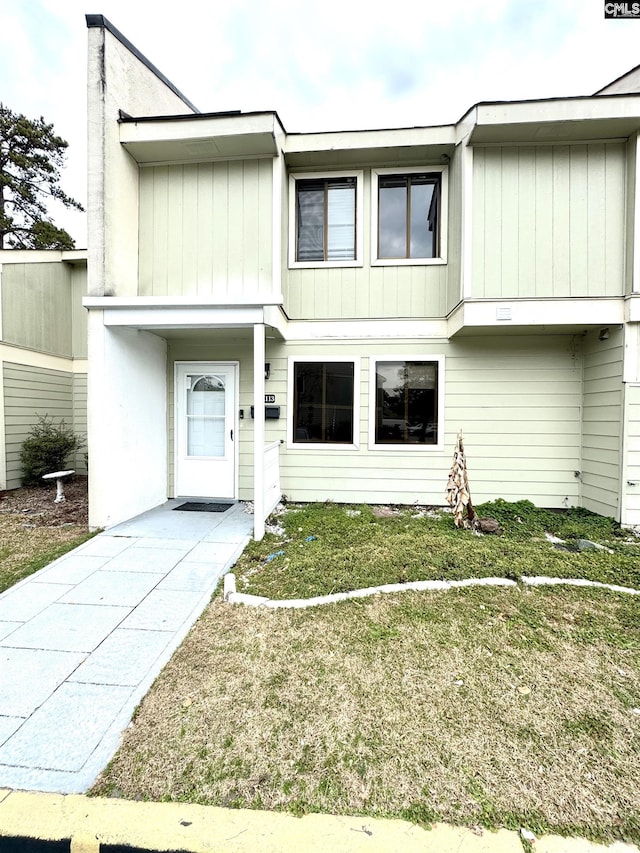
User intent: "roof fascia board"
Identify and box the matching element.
[285,125,456,154]
[85,14,199,114]
[119,112,281,144]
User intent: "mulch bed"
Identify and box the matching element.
[0,475,88,527]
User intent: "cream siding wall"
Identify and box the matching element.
[622,383,640,524]
[446,145,463,313]
[138,160,274,298]
[283,169,449,320]
[2,263,73,357]
[3,363,74,489]
[580,328,623,518]
[472,144,626,298]
[261,335,581,507]
[624,137,637,296]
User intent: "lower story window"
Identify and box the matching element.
[373,359,440,446]
[293,361,354,444]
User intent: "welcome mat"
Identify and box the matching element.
[173,502,233,513]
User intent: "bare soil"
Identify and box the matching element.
[0,475,88,527]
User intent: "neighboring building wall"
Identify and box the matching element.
[3,363,74,489]
[580,328,624,519]
[472,143,626,298]
[0,256,88,489]
[259,334,582,507]
[138,160,274,298]
[283,168,449,320]
[1,263,73,357]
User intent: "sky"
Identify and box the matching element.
[2,0,640,248]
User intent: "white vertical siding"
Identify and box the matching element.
[580,328,623,519]
[472,143,626,299]
[138,159,273,298]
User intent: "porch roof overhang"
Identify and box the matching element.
[463,94,640,145]
[284,125,456,168]
[447,296,626,337]
[119,112,284,165]
[83,296,286,333]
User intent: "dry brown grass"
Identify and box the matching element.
[93,585,640,842]
[0,476,91,592]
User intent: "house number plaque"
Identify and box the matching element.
[264,394,276,403]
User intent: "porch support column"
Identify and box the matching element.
[253,322,266,540]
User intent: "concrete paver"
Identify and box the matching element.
[0,499,252,793]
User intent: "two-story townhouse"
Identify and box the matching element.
[84,15,640,538]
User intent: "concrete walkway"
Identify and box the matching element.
[0,500,252,794]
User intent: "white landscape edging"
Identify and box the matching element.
[223,572,639,609]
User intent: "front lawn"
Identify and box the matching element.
[92,501,640,845]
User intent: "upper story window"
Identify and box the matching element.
[289,171,363,268]
[372,166,447,266]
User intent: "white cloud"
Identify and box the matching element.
[5,0,640,245]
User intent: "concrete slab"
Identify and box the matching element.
[128,537,198,552]
[74,536,139,557]
[0,681,133,772]
[68,629,172,687]
[3,603,129,652]
[0,622,21,642]
[156,561,225,593]
[59,570,164,607]
[183,541,243,564]
[0,583,71,623]
[119,589,205,632]
[103,547,186,574]
[0,648,85,716]
[34,554,110,585]
[0,717,24,748]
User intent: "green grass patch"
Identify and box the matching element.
[233,501,640,600]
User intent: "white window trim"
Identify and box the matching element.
[288,170,364,269]
[368,354,445,452]
[287,355,360,450]
[371,166,448,267]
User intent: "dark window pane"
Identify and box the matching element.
[378,173,440,259]
[379,179,407,258]
[375,360,438,444]
[409,180,436,258]
[293,362,354,443]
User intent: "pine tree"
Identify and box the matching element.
[0,104,84,249]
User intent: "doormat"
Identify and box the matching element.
[173,502,233,513]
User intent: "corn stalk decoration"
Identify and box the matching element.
[446,430,477,528]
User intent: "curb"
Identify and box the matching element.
[223,573,639,609]
[1,790,638,853]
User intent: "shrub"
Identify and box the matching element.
[20,415,85,486]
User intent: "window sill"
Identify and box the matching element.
[371,257,447,267]
[368,442,444,453]
[287,442,360,451]
[289,260,363,270]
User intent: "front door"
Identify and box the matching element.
[175,362,237,498]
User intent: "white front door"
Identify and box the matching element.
[175,362,237,498]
